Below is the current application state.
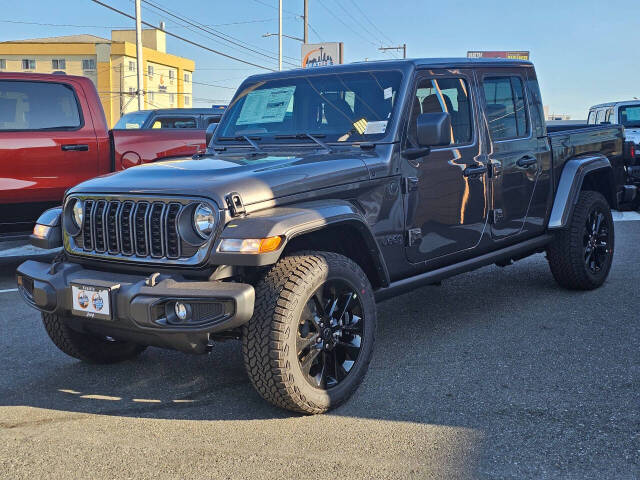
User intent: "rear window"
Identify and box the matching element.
[482,76,529,140]
[114,111,150,129]
[151,116,197,129]
[0,80,81,131]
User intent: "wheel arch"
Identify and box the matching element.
[548,155,616,230]
[210,199,390,289]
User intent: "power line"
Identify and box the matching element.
[140,0,299,65]
[349,1,396,46]
[316,0,378,49]
[89,0,276,71]
[330,0,380,46]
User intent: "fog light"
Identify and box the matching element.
[174,302,191,321]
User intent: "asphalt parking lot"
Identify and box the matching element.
[1,218,638,480]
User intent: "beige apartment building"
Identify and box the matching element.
[0,29,195,127]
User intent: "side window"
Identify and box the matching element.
[150,116,197,129]
[407,76,473,146]
[482,76,529,140]
[605,108,613,123]
[0,80,81,131]
[595,109,605,124]
[587,111,596,125]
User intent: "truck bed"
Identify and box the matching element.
[547,123,626,204]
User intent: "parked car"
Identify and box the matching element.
[587,101,640,201]
[113,107,225,130]
[17,58,636,414]
[0,72,223,236]
[588,100,640,144]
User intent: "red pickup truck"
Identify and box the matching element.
[0,72,223,236]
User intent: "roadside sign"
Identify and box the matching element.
[301,43,344,68]
[467,51,530,60]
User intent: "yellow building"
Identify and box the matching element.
[0,29,195,127]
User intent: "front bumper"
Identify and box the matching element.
[16,260,255,354]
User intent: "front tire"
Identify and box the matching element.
[547,190,614,290]
[42,313,147,364]
[242,252,376,414]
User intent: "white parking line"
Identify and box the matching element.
[613,211,640,222]
[0,288,18,294]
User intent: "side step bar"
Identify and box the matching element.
[374,234,553,302]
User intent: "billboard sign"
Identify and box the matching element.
[467,51,530,60]
[301,43,344,68]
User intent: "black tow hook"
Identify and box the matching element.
[145,272,161,287]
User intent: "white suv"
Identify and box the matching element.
[587,100,640,144]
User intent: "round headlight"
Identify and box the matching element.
[193,203,214,239]
[71,199,84,228]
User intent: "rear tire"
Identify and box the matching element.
[42,313,147,364]
[547,190,614,290]
[242,252,376,414]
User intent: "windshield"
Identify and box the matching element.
[114,111,151,129]
[216,70,403,144]
[619,105,640,128]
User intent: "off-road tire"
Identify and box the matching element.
[242,252,376,414]
[547,190,614,290]
[42,313,147,364]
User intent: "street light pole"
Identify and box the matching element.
[134,0,144,110]
[303,0,309,44]
[278,0,282,71]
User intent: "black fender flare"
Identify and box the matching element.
[209,199,390,286]
[548,155,614,229]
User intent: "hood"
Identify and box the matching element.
[69,149,374,209]
[624,128,640,143]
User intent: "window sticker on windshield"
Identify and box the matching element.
[237,86,296,125]
[364,120,387,135]
[384,87,393,100]
[353,118,368,135]
[125,123,141,129]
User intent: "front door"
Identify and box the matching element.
[403,69,489,264]
[477,71,540,240]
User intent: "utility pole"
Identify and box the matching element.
[134,0,144,109]
[278,0,283,71]
[303,0,309,44]
[379,44,407,59]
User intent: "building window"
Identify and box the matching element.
[51,59,66,70]
[147,65,154,79]
[184,95,190,106]
[148,92,154,103]
[169,93,175,104]
[0,59,5,69]
[82,59,96,71]
[22,59,36,70]
[128,61,135,72]
[129,87,135,96]
[169,70,175,85]
[184,72,190,83]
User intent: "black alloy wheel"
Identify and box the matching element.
[583,207,612,274]
[296,280,364,390]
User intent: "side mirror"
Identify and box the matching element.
[417,112,451,147]
[205,123,218,147]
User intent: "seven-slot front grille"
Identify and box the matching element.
[79,198,185,260]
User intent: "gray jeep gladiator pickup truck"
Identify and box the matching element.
[17,58,637,414]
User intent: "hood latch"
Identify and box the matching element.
[225,192,246,217]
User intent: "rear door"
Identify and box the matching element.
[477,70,540,240]
[403,69,489,264]
[0,78,98,233]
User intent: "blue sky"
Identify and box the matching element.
[1,0,638,118]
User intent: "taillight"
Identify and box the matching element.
[624,141,636,164]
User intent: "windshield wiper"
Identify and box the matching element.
[274,133,333,152]
[217,135,264,153]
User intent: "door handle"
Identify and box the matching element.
[61,144,89,151]
[463,164,488,177]
[516,155,537,168]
